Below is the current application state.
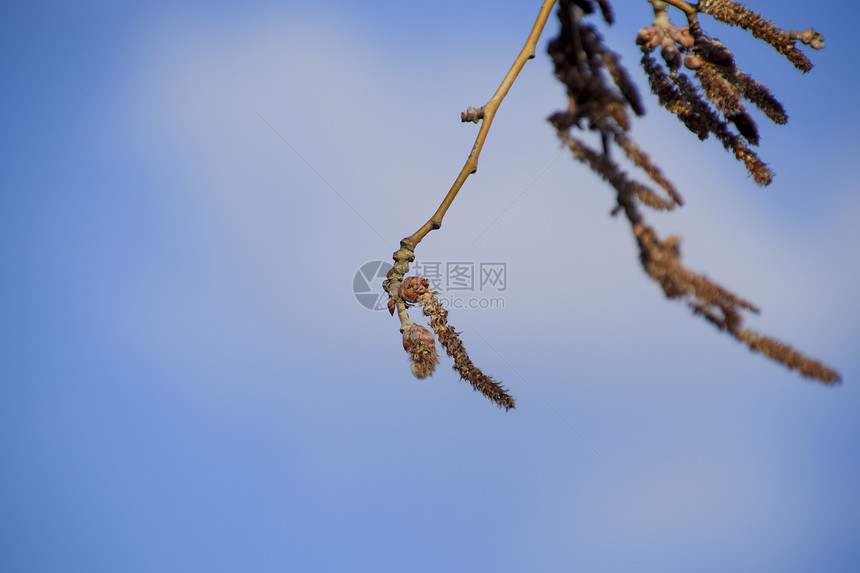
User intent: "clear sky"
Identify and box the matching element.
[2,1,859,571]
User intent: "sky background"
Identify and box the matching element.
[2,1,859,571]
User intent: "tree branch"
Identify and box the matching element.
[402,0,557,251]
[385,0,557,330]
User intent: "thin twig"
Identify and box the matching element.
[385,0,558,331]
[657,0,697,16]
[402,0,558,250]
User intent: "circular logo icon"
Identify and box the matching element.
[353,260,393,310]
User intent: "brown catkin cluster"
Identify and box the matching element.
[398,276,516,410]
[642,50,773,185]
[734,70,787,124]
[548,0,681,207]
[549,1,840,385]
[572,0,614,24]
[697,0,817,72]
[382,0,839,413]
[634,0,822,184]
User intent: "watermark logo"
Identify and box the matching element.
[353,260,393,311]
[353,260,508,311]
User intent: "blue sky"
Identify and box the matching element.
[2,1,859,571]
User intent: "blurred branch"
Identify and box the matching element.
[380,0,840,411]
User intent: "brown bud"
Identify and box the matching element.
[387,297,396,316]
[399,276,429,303]
[403,323,435,350]
[799,28,824,50]
[636,27,662,51]
[661,44,682,69]
[669,26,694,49]
[684,54,703,70]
